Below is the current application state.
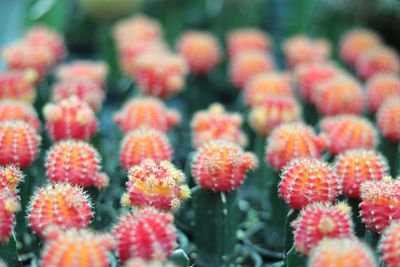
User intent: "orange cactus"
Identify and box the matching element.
[0,165,23,191]
[0,189,20,243]
[40,228,114,267]
[122,159,190,211]
[46,140,109,189]
[380,221,400,267]
[360,177,400,233]
[320,115,377,155]
[377,96,400,142]
[266,122,327,171]
[55,60,108,87]
[0,69,37,103]
[312,74,364,116]
[340,29,381,66]
[192,140,258,191]
[279,158,340,210]
[366,72,400,113]
[229,51,275,89]
[177,31,221,74]
[43,96,98,141]
[227,28,271,58]
[120,128,173,170]
[356,46,400,80]
[0,121,41,168]
[114,97,180,133]
[308,238,377,267]
[0,100,40,131]
[334,149,388,199]
[28,183,92,237]
[191,103,247,148]
[248,96,301,137]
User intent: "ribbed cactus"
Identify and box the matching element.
[134,52,188,99]
[45,140,109,189]
[0,190,19,243]
[40,227,114,267]
[0,166,23,191]
[380,221,400,267]
[292,202,353,255]
[339,29,381,66]
[356,46,400,80]
[122,159,190,211]
[377,96,400,142]
[248,96,301,137]
[0,121,41,168]
[227,28,271,58]
[51,79,105,112]
[366,73,400,113]
[320,115,378,155]
[113,207,177,263]
[28,183,92,236]
[244,72,293,107]
[0,70,37,103]
[177,31,221,74]
[334,149,388,198]
[360,177,400,233]
[229,51,275,89]
[114,97,180,134]
[307,238,377,267]
[191,103,247,148]
[120,128,173,171]
[279,158,340,210]
[55,60,108,87]
[43,96,98,141]
[0,100,40,131]
[24,25,66,63]
[266,122,327,170]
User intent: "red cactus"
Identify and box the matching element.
[227,28,271,58]
[229,51,275,89]
[28,183,92,237]
[279,158,340,210]
[191,103,247,148]
[124,258,177,267]
[46,140,109,189]
[340,29,381,66]
[0,165,23,191]
[40,228,114,267]
[0,189,19,243]
[367,72,400,113]
[43,96,98,141]
[122,160,190,211]
[312,74,364,116]
[248,96,301,137]
[134,52,188,99]
[192,140,258,191]
[283,35,331,69]
[113,207,177,263]
[177,31,221,74]
[0,69,37,103]
[0,100,40,131]
[380,221,400,267]
[266,122,327,171]
[360,177,400,233]
[0,121,41,168]
[24,25,66,63]
[320,115,378,155]
[294,61,338,103]
[2,41,55,80]
[334,149,388,199]
[377,96,400,142]
[55,60,108,87]
[120,128,173,170]
[244,72,293,107]
[292,202,353,255]
[356,46,400,80]
[114,97,180,134]
[51,79,105,112]
[308,238,377,267]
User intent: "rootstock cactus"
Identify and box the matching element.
[0,4,399,267]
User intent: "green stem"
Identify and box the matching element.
[379,138,399,177]
[253,135,268,199]
[0,233,22,266]
[348,198,365,238]
[364,230,380,250]
[283,209,299,257]
[301,101,319,126]
[194,189,239,267]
